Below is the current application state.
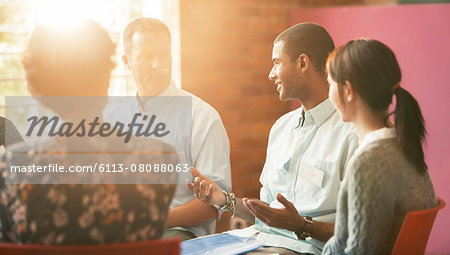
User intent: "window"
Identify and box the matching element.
[0,0,181,115]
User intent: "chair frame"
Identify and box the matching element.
[391,197,446,255]
[0,237,180,255]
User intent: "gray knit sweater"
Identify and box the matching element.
[322,132,435,255]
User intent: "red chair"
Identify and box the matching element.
[391,197,446,255]
[0,237,180,255]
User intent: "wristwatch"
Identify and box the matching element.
[294,216,314,240]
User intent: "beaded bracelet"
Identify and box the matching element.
[219,190,236,216]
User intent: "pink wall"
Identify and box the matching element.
[291,3,450,253]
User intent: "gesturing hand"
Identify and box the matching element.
[186,167,226,206]
[243,193,304,232]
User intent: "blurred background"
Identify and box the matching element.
[0,0,181,100]
[1,0,449,253]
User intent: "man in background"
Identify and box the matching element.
[105,17,231,241]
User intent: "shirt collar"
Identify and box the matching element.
[158,79,177,97]
[358,127,396,149]
[135,79,177,110]
[295,99,336,128]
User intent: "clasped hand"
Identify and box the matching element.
[186,168,305,232]
[243,193,305,232]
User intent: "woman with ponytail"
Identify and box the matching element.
[322,39,435,254]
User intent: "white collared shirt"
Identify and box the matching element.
[104,80,231,237]
[229,99,358,255]
[355,127,396,155]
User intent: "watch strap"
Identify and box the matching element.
[295,215,314,240]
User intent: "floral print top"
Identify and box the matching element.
[0,136,177,245]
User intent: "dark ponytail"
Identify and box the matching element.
[327,39,427,173]
[394,87,427,173]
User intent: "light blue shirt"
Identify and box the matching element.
[229,99,358,255]
[104,81,231,237]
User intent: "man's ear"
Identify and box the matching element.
[344,81,355,102]
[122,54,129,64]
[122,54,131,71]
[297,54,310,73]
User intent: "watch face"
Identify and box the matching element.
[300,232,311,239]
[295,231,310,240]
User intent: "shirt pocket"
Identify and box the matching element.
[298,157,333,200]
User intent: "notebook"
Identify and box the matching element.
[181,233,263,255]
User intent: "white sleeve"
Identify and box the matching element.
[190,106,231,193]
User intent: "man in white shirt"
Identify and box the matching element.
[188,23,358,254]
[105,17,231,240]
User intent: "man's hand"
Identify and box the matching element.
[243,193,304,232]
[186,167,226,207]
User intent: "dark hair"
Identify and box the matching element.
[327,39,427,173]
[22,19,116,96]
[275,22,335,76]
[122,17,171,56]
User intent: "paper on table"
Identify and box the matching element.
[181,233,263,255]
